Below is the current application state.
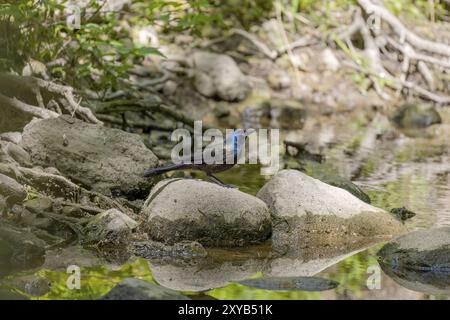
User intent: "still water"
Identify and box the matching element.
[1,109,449,300]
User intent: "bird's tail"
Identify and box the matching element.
[143,163,187,177]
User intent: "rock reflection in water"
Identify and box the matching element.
[378,227,450,295]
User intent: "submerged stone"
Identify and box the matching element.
[238,276,339,292]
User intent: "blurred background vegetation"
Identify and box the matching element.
[1,0,448,93]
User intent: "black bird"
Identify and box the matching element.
[144,129,253,187]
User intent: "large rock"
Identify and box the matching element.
[378,228,450,295]
[101,278,189,300]
[20,116,159,197]
[189,51,251,102]
[0,173,27,206]
[256,170,404,251]
[141,179,271,247]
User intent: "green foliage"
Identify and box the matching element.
[28,258,155,300]
[384,0,448,21]
[210,0,273,29]
[0,0,212,93]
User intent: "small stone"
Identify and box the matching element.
[162,80,178,96]
[319,48,340,71]
[61,205,84,218]
[213,104,231,118]
[23,197,53,213]
[267,72,291,90]
[189,51,251,102]
[31,217,53,230]
[392,104,442,129]
[84,209,138,246]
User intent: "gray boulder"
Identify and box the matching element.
[142,179,271,247]
[101,278,189,300]
[189,51,251,102]
[378,227,450,295]
[257,170,404,251]
[20,116,159,197]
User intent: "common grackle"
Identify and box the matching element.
[144,129,253,187]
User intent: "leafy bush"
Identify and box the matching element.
[0,0,213,93]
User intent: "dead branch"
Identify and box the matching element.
[358,0,450,57]
[231,28,316,60]
[385,36,450,69]
[336,4,450,105]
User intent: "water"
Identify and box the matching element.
[1,109,449,300]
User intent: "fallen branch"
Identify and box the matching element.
[231,28,316,60]
[337,6,450,105]
[385,36,450,69]
[358,0,450,56]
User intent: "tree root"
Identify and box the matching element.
[93,98,213,131]
[0,73,102,124]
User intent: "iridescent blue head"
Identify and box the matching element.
[226,129,255,158]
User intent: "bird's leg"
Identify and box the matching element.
[206,174,236,189]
